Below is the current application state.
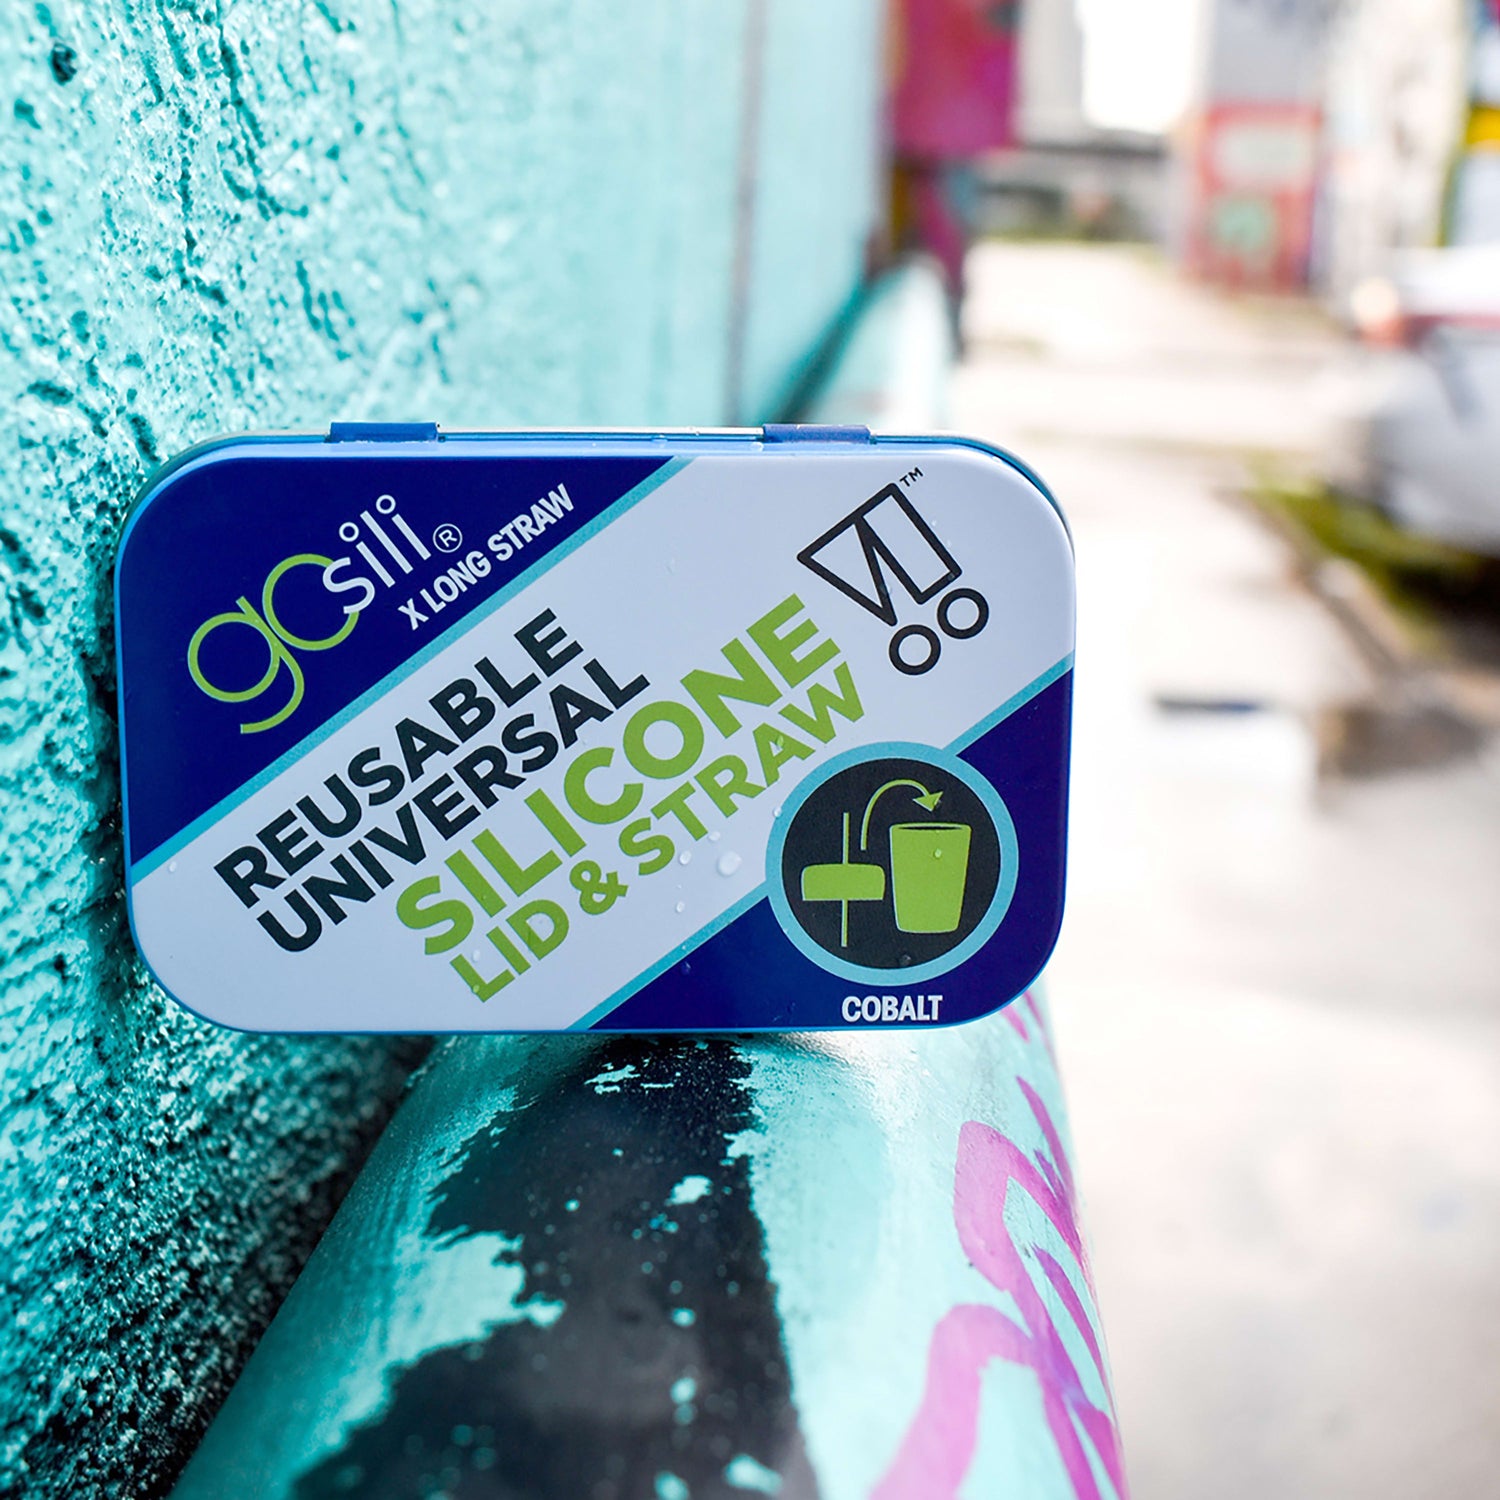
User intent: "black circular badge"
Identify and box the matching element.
[769,747,1013,981]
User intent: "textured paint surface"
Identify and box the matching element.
[0,2,880,1494]
[737,995,1122,1499]
[739,2,884,420]
[170,1036,822,1499]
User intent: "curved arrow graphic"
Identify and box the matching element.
[859,779,942,852]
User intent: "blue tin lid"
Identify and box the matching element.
[115,427,1073,1032]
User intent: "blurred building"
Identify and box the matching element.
[1449,1,1500,246]
[1179,0,1329,289]
[1018,0,1087,142]
[1317,0,1469,300]
[1177,0,1487,297]
[975,0,1167,242]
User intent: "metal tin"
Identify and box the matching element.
[115,426,1073,1032]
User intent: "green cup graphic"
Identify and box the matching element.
[889,822,972,933]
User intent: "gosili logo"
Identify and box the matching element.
[187,493,429,734]
[797,483,989,674]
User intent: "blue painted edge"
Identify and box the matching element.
[575,651,1073,1032]
[126,455,693,882]
[328,421,439,442]
[762,423,872,443]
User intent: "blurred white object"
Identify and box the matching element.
[1347,246,1500,555]
[1451,152,1500,247]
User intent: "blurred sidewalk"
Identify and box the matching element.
[952,243,1500,1500]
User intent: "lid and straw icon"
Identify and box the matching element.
[798,779,973,945]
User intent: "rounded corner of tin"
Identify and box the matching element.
[122,432,321,538]
[882,433,1071,551]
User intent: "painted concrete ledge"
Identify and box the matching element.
[170,1009,1122,1500]
[169,267,1124,1500]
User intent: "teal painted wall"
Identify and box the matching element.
[0,2,882,1494]
[738,1,885,419]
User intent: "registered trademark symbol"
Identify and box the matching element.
[433,523,463,553]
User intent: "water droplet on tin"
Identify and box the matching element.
[167,860,178,873]
[678,850,692,865]
[716,851,742,876]
[675,901,686,914]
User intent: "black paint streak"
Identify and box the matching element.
[294,1040,820,1500]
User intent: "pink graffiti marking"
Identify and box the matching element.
[871,1073,1126,1499]
[1004,989,1059,1073]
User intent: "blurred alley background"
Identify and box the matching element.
[979,2,1500,1498]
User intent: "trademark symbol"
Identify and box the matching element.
[797,482,989,678]
[433,523,463,554]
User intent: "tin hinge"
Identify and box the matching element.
[327,422,440,443]
[761,423,872,444]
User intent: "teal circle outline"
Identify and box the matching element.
[765,740,1019,986]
